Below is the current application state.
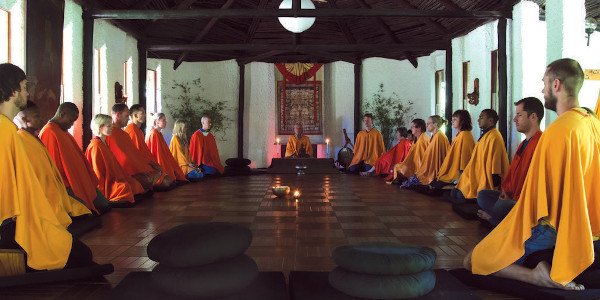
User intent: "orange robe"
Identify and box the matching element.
[105,124,155,177]
[86,137,145,203]
[595,89,600,116]
[169,135,195,175]
[146,128,187,181]
[393,133,431,179]
[1,115,72,270]
[17,129,91,227]
[436,131,476,183]
[285,135,313,157]
[374,139,412,175]
[39,122,100,213]
[456,128,510,199]
[349,128,386,167]
[472,108,600,285]
[500,131,542,200]
[415,131,450,185]
[125,124,159,166]
[190,130,224,174]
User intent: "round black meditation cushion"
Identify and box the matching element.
[152,254,258,298]
[147,222,252,267]
[332,242,436,275]
[329,267,436,299]
[225,158,252,167]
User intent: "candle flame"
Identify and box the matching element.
[325,138,330,144]
[293,190,300,198]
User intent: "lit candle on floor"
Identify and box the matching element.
[293,190,301,198]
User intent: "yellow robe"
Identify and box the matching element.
[595,89,600,116]
[17,129,91,228]
[169,135,195,175]
[349,128,386,167]
[393,133,431,179]
[456,128,510,199]
[472,108,600,285]
[415,131,450,185]
[0,115,72,270]
[436,131,476,183]
[285,135,313,157]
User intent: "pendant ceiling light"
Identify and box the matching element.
[278,0,316,33]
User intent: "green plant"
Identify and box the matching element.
[164,78,234,141]
[362,83,416,149]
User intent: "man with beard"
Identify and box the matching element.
[0,63,94,271]
[465,58,600,290]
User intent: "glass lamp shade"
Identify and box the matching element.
[278,0,316,33]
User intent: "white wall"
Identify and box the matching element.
[580,31,600,110]
[244,62,276,168]
[451,20,513,142]
[0,0,25,68]
[325,61,355,157]
[362,56,437,130]
[63,0,84,144]
[93,20,139,114]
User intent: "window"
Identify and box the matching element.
[435,70,445,116]
[0,8,10,63]
[93,47,105,115]
[462,61,470,109]
[123,61,128,99]
[146,69,157,112]
[491,50,499,110]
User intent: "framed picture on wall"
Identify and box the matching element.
[276,80,323,135]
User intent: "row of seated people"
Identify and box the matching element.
[348,58,600,291]
[0,63,225,273]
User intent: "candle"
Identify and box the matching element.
[276,137,280,144]
[293,190,301,198]
[325,138,330,157]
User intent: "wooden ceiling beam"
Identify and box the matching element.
[245,0,269,43]
[434,0,463,11]
[329,0,357,44]
[147,42,445,52]
[396,0,449,35]
[128,0,155,9]
[173,0,237,69]
[296,50,360,64]
[174,0,197,10]
[240,50,288,64]
[353,0,418,68]
[91,8,507,19]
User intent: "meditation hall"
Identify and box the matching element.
[3,0,600,299]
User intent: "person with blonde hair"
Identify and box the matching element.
[146,113,187,183]
[86,114,146,205]
[170,119,203,181]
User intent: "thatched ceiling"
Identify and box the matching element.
[84,0,600,68]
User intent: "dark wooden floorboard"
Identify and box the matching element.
[0,174,517,299]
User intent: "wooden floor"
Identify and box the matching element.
[1,174,517,299]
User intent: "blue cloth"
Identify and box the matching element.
[201,164,220,175]
[187,169,204,181]
[347,162,373,174]
[450,188,466,200]
[515,224,557,265]
[401,175,421,188]
[476,190,516,226]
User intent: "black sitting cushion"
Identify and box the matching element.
[332,242,436,275]
[151,255,258,298]
[523,241,600,288]
[450,268,600,300]
[111,271,287,300]
[66,215,102,238]
[290,269,477,300]
[0,263,113,288]
[452,202,480,220]
[225,158,252,167]
[147,222,252,267]
[328,267,436,299]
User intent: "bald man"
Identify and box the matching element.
[286,123,313,158]
[39,102,110,214]
[189,115,224,175]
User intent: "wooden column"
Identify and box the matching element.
[498,18,508,145]
[138,42,147,109]
[82,10,94,150]
[444,45,453,141]
[237,61,245,158]
[354,61,362,135]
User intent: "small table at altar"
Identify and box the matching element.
[267,158,339,174]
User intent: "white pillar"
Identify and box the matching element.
[545,0,586,126]
[509,0,545,155]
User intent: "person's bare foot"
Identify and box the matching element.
[359,171,370,176]
[477,209,492,221]
[531,261,584,290]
